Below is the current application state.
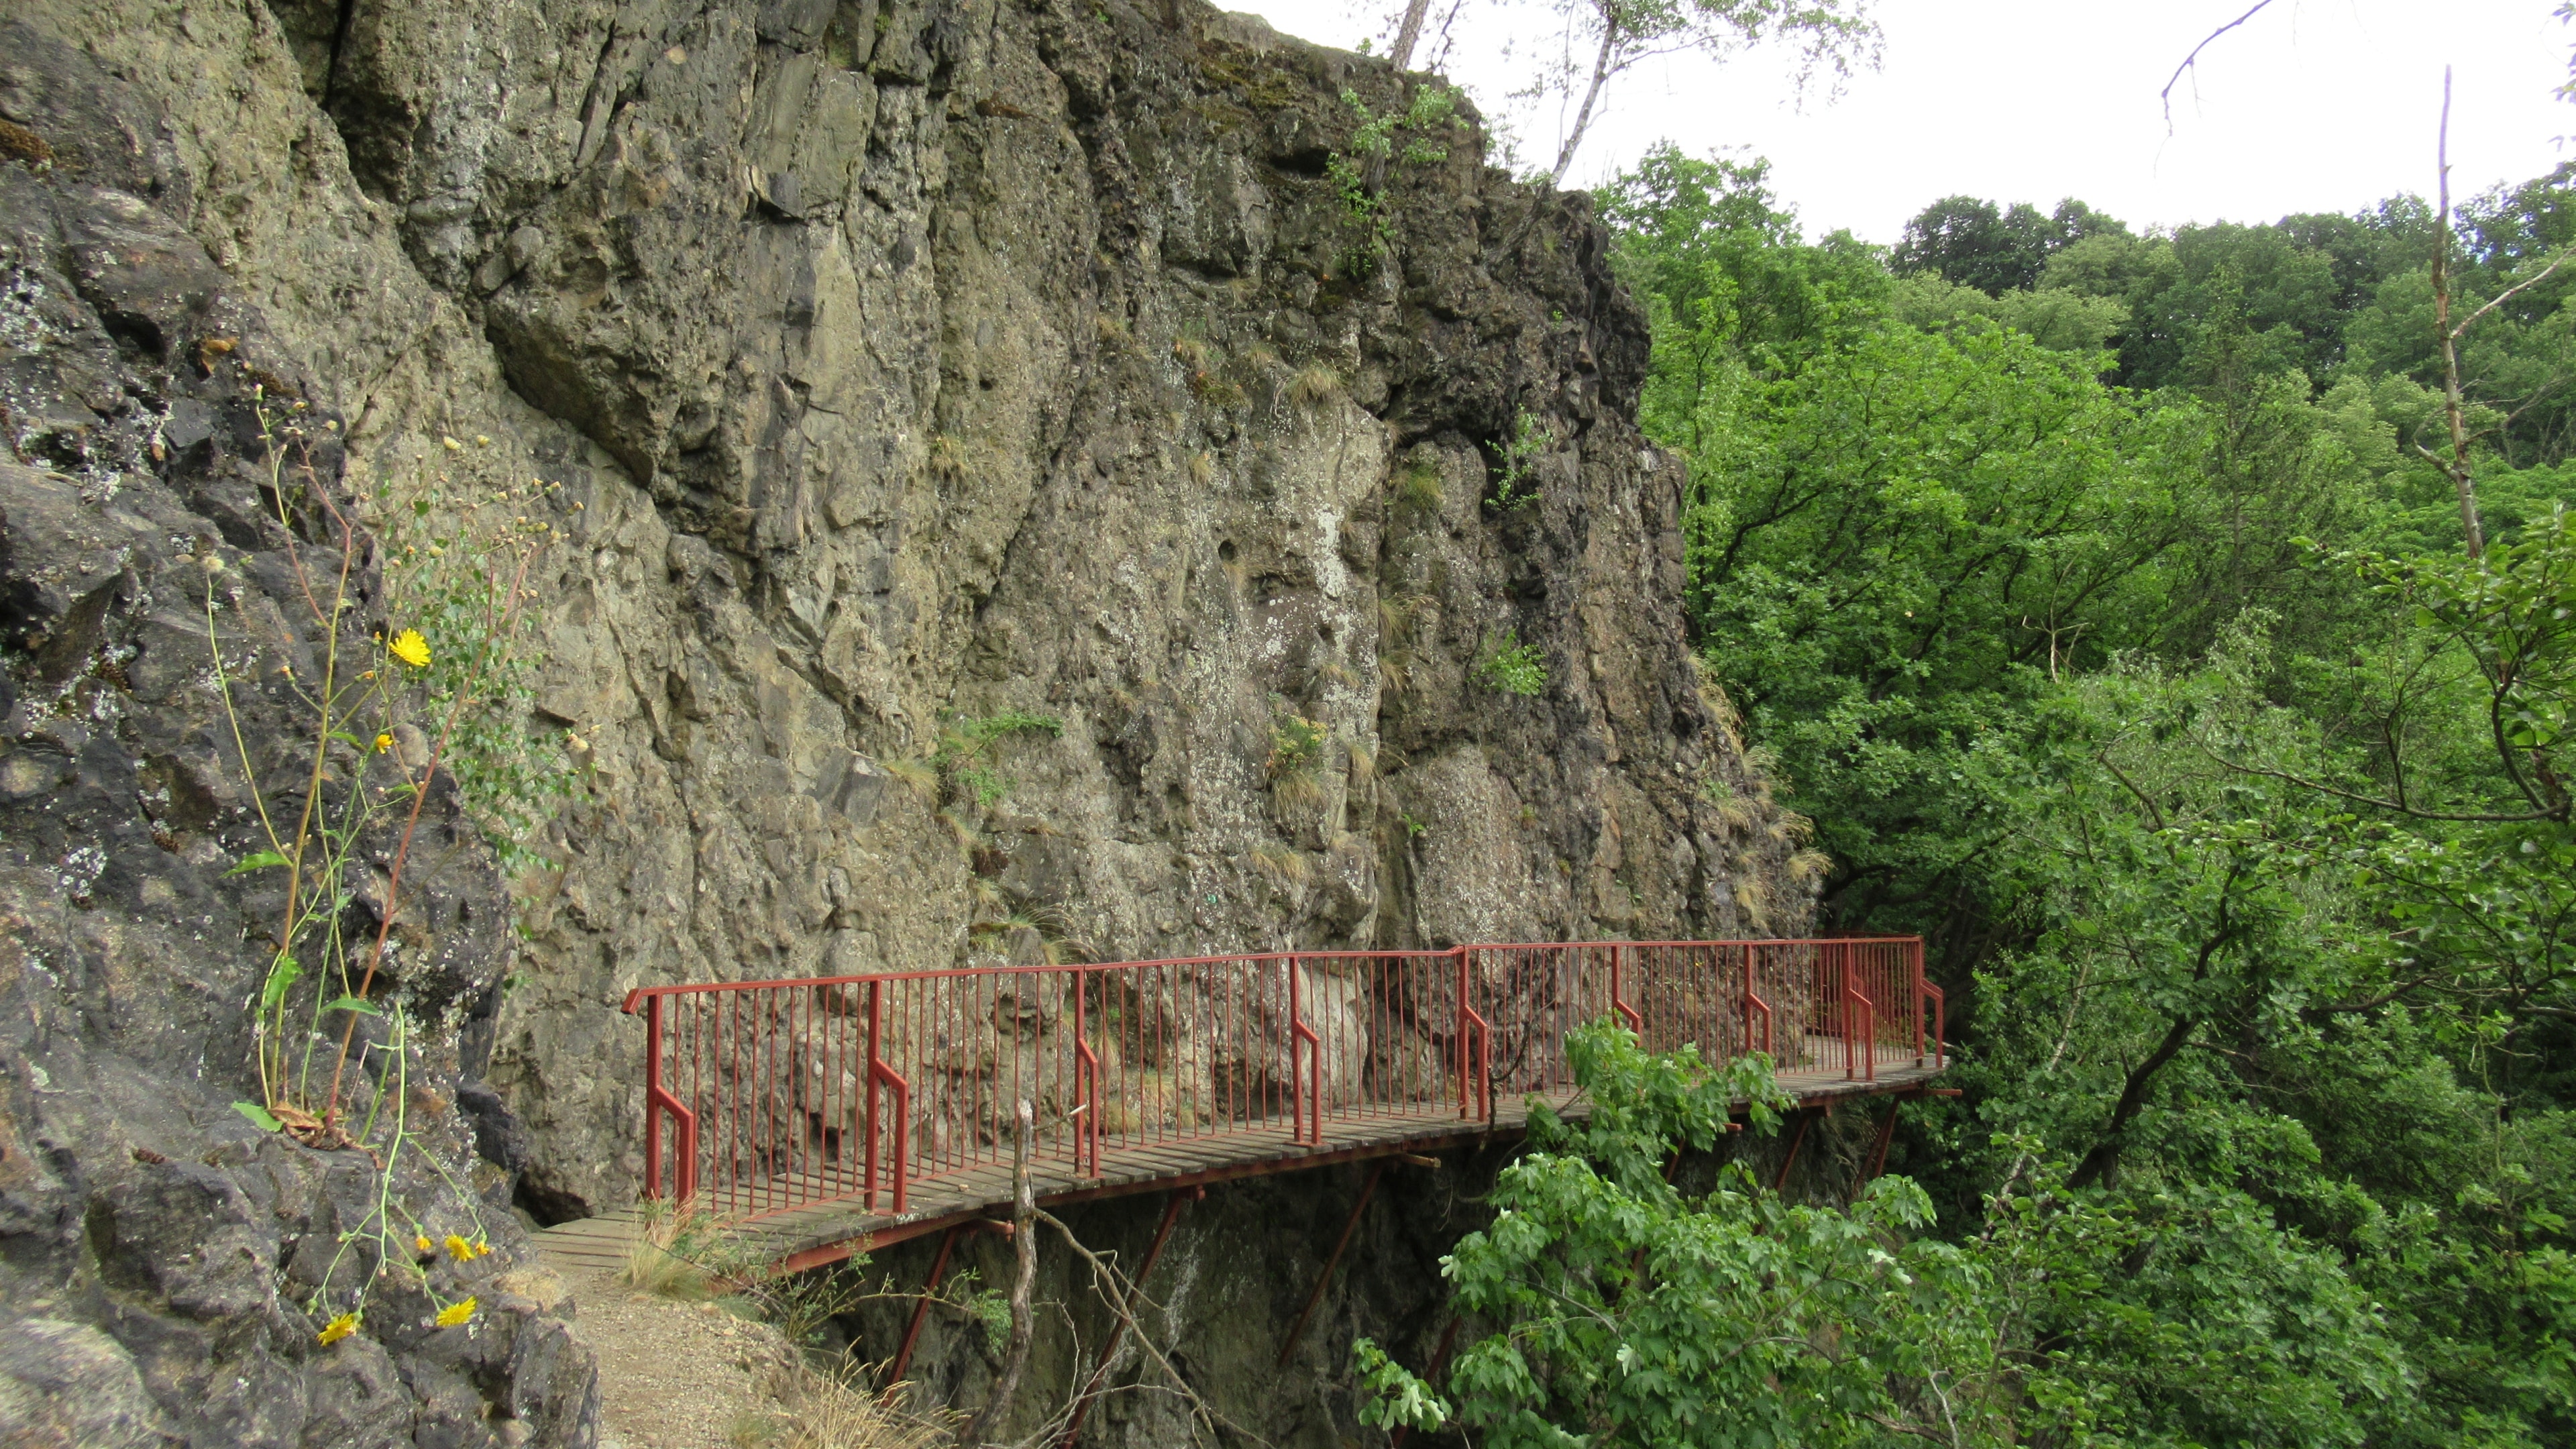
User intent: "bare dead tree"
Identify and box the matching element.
[2430,68,2488,561]
[2421,66,2573,562]
[1536,0,1876,188]
[962,1102,1038,1447]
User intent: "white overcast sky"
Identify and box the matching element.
[1224,1,2575,244]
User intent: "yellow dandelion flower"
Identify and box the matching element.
[474,1238,494,1258]
[435,1297,477,1328]
[375,733,395,754]
[389,630,431,669]
[414,1234,433,1253]
[317,1311,360,1345]
[443,1234,475,1263]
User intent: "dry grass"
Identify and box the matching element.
[1787,847,1833,885]
[1346,741,1375,785]
[928,433,967,480]
[1701,774,1758,835]
[1690,656,1746,753]
[1733,875,1772,930]
[621,1208,731,1299]
[1189,370,1246,410]
[1769,809,1815,846]
[1171,337,1208,368]
[1269,767,1330,809]
[1189,450,1216,486]
[883,756,939,794]
[1392,461,1444,517]
[1289,364,1342,410]
[731,1360,958,1449]
[1251,841,1311,887]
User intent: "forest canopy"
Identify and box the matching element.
[1367,145,2576,1446]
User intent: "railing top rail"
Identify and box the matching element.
[619,936,1926,1014]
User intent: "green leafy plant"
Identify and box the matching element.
[197,405,552,1353]
[1473,629,1547,696]
[375,453,576,876]
[1489,408,1555,511]
[928,708,1064,809]
[1324,83,1460,278]
[1352,1337,1450,1432]
[1267,710,1328,780]
[303,1006,498,1346]
[206,405,559,1136]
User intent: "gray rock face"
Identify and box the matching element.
[3,0,1813,1442]
[0,22,594,1448]
[0,1318,176,1449]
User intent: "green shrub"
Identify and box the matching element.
[1474,629,1547,696]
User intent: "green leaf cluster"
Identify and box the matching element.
[1546,140,2576,1444]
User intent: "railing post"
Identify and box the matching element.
[1073,965,1100,1174]
[1910,939,1924,1065]
[1741,943,1772,1061]
[1289,957,1322,1146]
[642,993,663,1199]
[1453,947,1492,1124]
[1839,945,1876,1083]
[861,979,913,1213]
[1454,949,1469,1120]
[634,991,698,1208]
[1841,946,1856,1081]
[863,980,883,1210]
[1611,943,1642,1038]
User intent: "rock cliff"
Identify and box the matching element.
[1,1,1813,1444]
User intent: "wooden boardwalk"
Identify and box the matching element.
[539,1051,1947,1277]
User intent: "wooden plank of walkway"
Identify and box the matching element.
[538,1053,1949,1277]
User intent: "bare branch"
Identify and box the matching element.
[2451,248,2575,341]
[2161,0,2278,133]
[1030,1209,1273,1449]
[2195,741,2566,822]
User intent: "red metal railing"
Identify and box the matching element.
[625,936,1932,1219]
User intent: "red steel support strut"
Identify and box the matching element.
[1773,1104,1825,1193]
[885,1219,1014,1389]
[1850,1097,1903,1204]
[1060,1186,1202,1449]
[1277,1159,1388,1367]
[888,1224,963,1389]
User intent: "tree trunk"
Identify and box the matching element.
[1549,9,1620,188]
[963,1101,1036,1447]
[1391,0,1433,68]
[2067,1010,2198,1191]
